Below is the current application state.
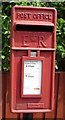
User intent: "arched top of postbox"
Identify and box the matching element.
[12,6,57,12]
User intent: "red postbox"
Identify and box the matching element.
[11,6,57,113]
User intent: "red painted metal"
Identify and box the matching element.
[10,6,57,113]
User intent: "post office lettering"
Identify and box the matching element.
[16,12,52,20]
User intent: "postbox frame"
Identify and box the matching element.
[11,6,57,113]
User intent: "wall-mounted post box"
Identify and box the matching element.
[11,6,57,113]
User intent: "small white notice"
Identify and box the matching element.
[23,60,42,95]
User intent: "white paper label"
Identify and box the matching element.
[23,60,42,95]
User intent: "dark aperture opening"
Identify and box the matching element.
[16,25,54,32]
[23,113,33,120]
